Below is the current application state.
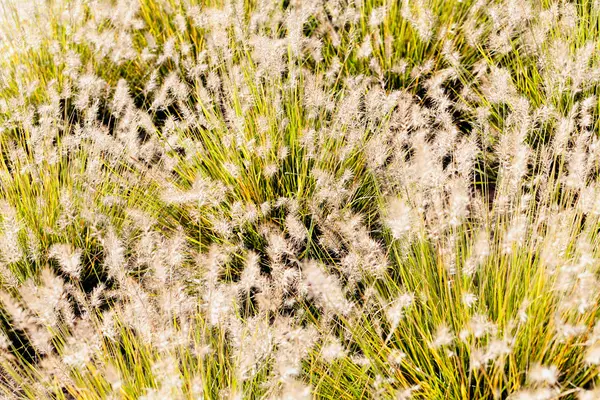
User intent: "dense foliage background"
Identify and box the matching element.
[0,0,600,398]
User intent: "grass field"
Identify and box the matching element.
[0,0,600,399]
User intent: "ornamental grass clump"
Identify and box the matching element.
[0,0,600,399]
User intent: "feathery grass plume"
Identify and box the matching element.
[0,202,24,265]
[383,197,414,240]
[48,244,82,280]
[302,261,352,316]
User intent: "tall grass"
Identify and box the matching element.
[0,0,599,399]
